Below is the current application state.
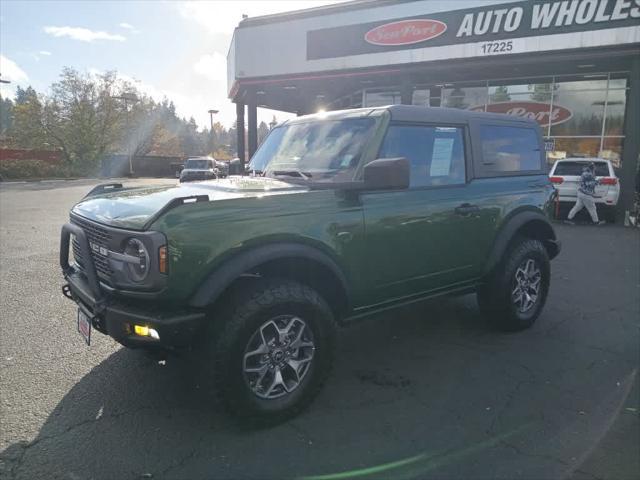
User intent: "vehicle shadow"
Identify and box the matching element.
[0,294,634,480]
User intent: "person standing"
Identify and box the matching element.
[567,162,605,225]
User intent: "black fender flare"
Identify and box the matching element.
[483,210,560,276]
[188,242,350,309]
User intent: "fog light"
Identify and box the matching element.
[133,325,160,340]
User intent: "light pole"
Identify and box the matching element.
[208,109,218,156]
[0,75,11,84]
[113,93,139,176]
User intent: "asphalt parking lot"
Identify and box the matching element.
[0,178,638,480]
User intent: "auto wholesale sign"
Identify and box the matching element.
[469,101,573,127]
[307,0,640,59]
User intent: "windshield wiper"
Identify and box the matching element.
[271,169,312,180]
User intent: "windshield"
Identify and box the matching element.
[185,159,212,169]
[250,118,377,181]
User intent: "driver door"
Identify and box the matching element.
[360,122,481,305]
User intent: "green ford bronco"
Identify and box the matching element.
[61,105,560,421]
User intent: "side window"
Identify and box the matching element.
[478,125,541,175]
[378,125,466,187]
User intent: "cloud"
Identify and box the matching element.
[118,22,140,33]
[44,26,126,42]
[0,55,29,98]
[193,53,227,82]
[0,55,28,83]
[33,50,52,61]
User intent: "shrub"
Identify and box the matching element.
[0,159,67,179]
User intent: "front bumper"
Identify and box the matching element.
[60,223,205,350]
[558,193,619,206]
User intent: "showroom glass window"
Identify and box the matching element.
[442,84,488,111]
[363,90,402,107]
[361,73,627,168]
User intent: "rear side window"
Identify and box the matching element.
[554,161,610,176]
[378,125,466,187]
[478,125,541,176]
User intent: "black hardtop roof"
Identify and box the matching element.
[285,105,539,127]
[387,104,538,125]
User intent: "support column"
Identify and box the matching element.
[400,79,413,105]
[235,102,245,173]
[247,94,258,160]
[618,56,640,222]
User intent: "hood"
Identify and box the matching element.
[72,177,307,230]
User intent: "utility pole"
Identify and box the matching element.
[112,93,139,176]
[208,109,218,156]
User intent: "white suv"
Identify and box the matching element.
[549,158,620,222]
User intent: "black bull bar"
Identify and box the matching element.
[60,222,103,305]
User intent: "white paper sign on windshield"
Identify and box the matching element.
[430,138,455,177]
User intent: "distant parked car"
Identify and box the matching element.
[179,157,217,183]
[214,159,229,178]
[549,158,620,222]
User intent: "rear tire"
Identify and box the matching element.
[209,279,337,424]
[477,237,550,332]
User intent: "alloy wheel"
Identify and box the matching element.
[243,315,315,400]
[511,258,542,314]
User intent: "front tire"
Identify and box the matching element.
[477,238,550,332]
[210,279,336,424]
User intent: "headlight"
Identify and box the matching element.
[124,238,149,282]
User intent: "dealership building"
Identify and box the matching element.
[227,0,640,215]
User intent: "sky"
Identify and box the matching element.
[0,0,341,129]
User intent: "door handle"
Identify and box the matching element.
[455,203,480,215]
[528,181,547,188]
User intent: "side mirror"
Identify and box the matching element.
[363,157,410,191]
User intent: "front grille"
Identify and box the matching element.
[70,215,113,280]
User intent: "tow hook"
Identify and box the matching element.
[62,284,73,300]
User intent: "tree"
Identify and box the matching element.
[177,117,202,157]
[490,85,511,103]
[120,93,161,158]
[43,68,124,173]
[445,87,467,109]
[257,121,269,145]
[9,86,47,148]
[2,65,249,174]
[0,95,14,138]
[228,120,238,154]
[528,83,556,102]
